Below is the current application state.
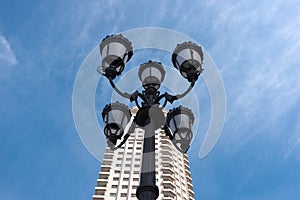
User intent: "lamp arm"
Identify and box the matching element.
[115,134,130,149]
[108,118,136,150]
[108,77,132,99]
[163,124,173,139]
[174,81,195,99]
[107,135,130,150]
[157,81,195,106]
[129,91,146,109]
[116,120,136,147]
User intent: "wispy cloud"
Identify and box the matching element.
[193,0,300,149]
[0,32,17,67]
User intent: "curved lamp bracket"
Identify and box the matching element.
[156,81,195,107]
[108,117,136,150]
[108,77,132,99]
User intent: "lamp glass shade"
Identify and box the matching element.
[102,102,131,143]
[166,106,194,153]
[172,42,204,81]
[138,61,166,89]
[100,34,133,75]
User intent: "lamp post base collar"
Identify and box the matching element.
[136,185,159,200]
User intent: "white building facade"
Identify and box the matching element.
[92,125,195,200]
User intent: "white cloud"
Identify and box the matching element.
[164,0,300,160]
[0,32,17,67]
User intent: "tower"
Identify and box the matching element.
[92,127,195,200]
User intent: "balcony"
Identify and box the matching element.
[189,190,195,198]
[94,188,105,195]
[100,166,111,173]
[162,174,175,182]
[162,168,174,175]
[184,162,190,169]
[104,154,114,159]
[162,163,173,169]
[185,169,191,177]
[186,175,192,182]
[187,181,193,188]
[161,150,173,157]
[163,189,176,198]
[163,180,175,189]
[92,195,105,200]
[188,184,194,192]
[102,160,112,166]
[98,173,109,180]
[161,156,173,163]
[96,180,107,187]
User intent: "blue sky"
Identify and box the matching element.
[1,0,300,199]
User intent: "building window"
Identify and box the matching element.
[133,178,139,181]
[113,177,119,181]
[112,185,117,188]
[123,178,129,181]
[121,193,127,197]
[132,185,137,189]
[110,193,116,197]
[122,185,128,189]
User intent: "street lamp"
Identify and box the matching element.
[98,34,204,200]
[138,60,166,90]
[165,106,195,153]
[101,102,131,146]
[98,34,133,80]
[172,41,204,82]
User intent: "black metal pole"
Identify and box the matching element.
[136,123,159,200]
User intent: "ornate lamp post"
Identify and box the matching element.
[98,34,204,200]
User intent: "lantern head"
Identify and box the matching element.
[172,41,204,82]
[166,106,194,153]
[102,102,131,145]
[99,34,133,79]
[138,60,166,90]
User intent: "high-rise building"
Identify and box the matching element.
[92,108,195,200]
[92,128,195,200]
